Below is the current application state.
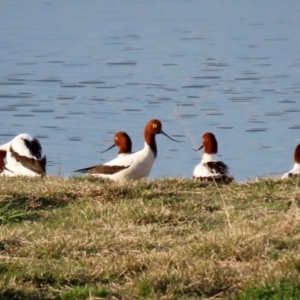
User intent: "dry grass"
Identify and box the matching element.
[1,176,300,299]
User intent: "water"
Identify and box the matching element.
[0,0,300,181]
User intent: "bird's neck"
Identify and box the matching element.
[201,152,218,162]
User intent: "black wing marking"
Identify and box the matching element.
[23,138,43,160]
[205,161,229,175]
[75,164,129,175]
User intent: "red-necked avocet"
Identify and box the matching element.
[76,131,132,174]
[193,132,234,183]
[0,133,46,177]
[282,143,300,179]
[99,131,132,157]
[75,119,179,181]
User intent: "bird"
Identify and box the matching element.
[75,119,179,181]
[282,143,300,179]
[77,131,132,174]
[193,132,234,183]
[98,131,132,157]
[0,133,46,177]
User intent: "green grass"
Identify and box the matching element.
[233,280,300,300]
[0,201,36,224]
[0,176,300,299]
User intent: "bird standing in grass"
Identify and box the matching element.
[193,132,234,183]
[75,119,179,181]
[75,131,132,175]
[282,143,300,179]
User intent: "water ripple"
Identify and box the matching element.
[181,85,210,89]
[107,62,137,66]
[245,128,268,132]
[0,94,33,99]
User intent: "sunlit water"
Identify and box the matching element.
[1,1,300,182]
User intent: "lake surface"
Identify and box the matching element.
[1,0,300,182]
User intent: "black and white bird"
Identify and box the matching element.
[193,132,234,183]
[75,131,132,175]
[0,133,46,176]
[282,143,300,179]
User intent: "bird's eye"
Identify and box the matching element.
[153,124,157,128]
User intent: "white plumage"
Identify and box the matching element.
[282,143,300,179]
[193,132,234,183]
[75,119,179,181]
[0,133,46,177]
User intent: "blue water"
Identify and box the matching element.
[1,0,300,181]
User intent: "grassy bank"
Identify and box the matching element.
[1,176,300,299]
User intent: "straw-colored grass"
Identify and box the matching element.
[1,176,300,299]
